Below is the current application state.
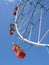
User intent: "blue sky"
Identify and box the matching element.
[0,0,49,65]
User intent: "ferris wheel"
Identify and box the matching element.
[10,0,49,58]
[14,0,49,46]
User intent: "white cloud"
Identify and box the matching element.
[8,0,15,2]
[4,0,15,3]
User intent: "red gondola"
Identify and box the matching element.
[12,44,21,52]
[12,43,26,59]
[10,28,15,35]
[10,23,15,28]
[12,44,17,51]
[10,23,15,35]
[16,50,26,59]
[13,11,16,16]
[10,30,14,35]
[15,6,19,11]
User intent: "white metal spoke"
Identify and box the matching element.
[40,30,49,42]
[38,8,42,43]
[29,25,33,40]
